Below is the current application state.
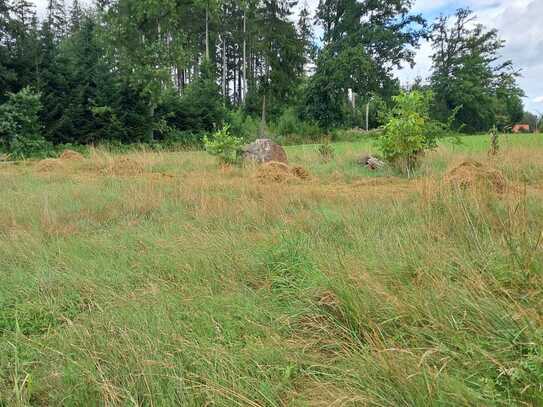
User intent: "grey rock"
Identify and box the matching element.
[243,139,288,164]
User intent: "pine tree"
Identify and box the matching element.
[11,0,34,28]
[0,0,14,100]
[251,0,305,115]
[38,12,72,144]
[8,0,39,90]
[46,0,68,41]
[69,0,83,32]
[175,59,224,133]
[297,1,315,72]
[63,16,101,143]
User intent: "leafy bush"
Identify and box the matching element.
[204,124,243,165]
[378,90,452,174]
[0,87,50,158]
[272,108,322,144]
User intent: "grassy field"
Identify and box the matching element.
[1,134,542,406]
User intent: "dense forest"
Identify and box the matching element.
[0,0,528,155]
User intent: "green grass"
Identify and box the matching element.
[1,135,543,406]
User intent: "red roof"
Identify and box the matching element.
[512,124,530,133]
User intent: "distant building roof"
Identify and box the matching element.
[512,124,530,133]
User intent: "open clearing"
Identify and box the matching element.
[1,135,543,406]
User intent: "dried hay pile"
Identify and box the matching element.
[255,161,310,183]
[291,165,310,180]
[34,150,85,174]
[59,149,85,161]
[101,157,145,176]
[444,160,507,193]
[35,158,65,173]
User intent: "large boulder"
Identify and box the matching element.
[243,139,288,164]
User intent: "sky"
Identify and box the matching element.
[32,0,543,113]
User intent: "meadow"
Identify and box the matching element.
[1,134,542,406]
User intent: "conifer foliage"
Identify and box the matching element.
[0,1,527,154]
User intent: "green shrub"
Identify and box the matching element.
[274,108,299,136]
[204,124,243,164]
[272,108,322,144]
[0,87,50,158]
[378,90,452,174]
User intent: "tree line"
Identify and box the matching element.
[0,0,529,155]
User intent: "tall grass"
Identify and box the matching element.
[1,134,542,406]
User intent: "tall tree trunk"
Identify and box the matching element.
[205,3,210,61]
[147,103,155,142]
[237,56,242,105]
[242,8,247,102]
[222,35,226,101]
[366,102,370,131]
[260,94,267,138]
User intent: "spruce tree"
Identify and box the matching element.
[0,0,14,100]
[63,16,101,143]
[38,12,72,144]
[9,0,39,90]
[69,0,83,32]
[46,0,68,42]
[297,1,315,72]
[252,0,305,115]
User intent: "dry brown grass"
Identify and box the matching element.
[35,158,66,172]
[20,146,543,237]
[286,381,370,407]
[28,152,536,243]
[255,161,311,183]
[59,149,85,161]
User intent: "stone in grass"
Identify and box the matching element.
[243,139,288,164]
